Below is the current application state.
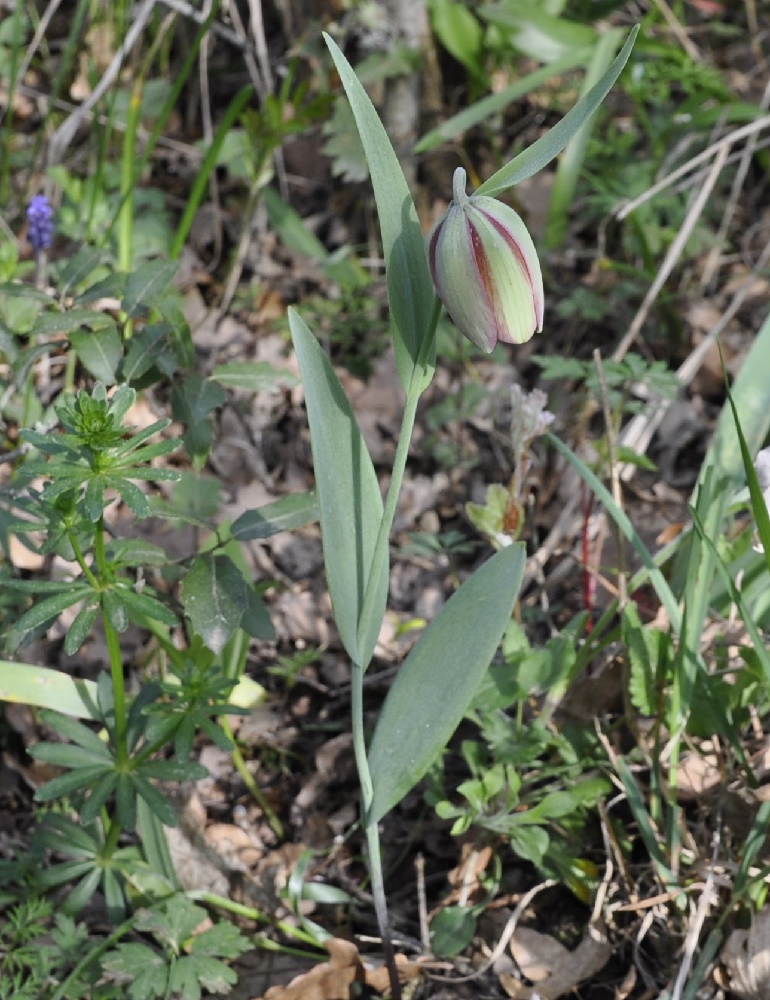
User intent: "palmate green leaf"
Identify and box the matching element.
[324,33,436,391]
[231,491,319,541]
[102,943,167,1000]
[475,25,639,198]
[368,544,525,824]
[181,553,246,654]
[289,310,387,667]
[173,954,238,998]
[0,661,99,719]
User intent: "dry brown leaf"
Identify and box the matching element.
[677,747,722,801]
[205,823,263,870]
[722,908,770,999]
[364,953,422,993]
[501,922,611,1000]
[259,938,364,1000]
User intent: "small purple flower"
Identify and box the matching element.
[26,195,55,252]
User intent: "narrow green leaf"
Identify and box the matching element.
[262,185,328,260]
[324,33,436,390]
[725,385,770,571]
[429,0,484,79]
[80,772,119,824]
[289,310,387,666]
[231,492,319,541]
[33,309,115,335]
[475,25,638,198]
[0,661,99,719]
[69,326,123,384]
[368,544,525,824]
[415,47,590,153]
[137,797,180,885]
[118,586,178,627]
[181,553,246,654]
[479,1,596,62]
[209,361,298,393]
[6,585,94,651]
[74,272,128,305]
[30,742,111,768]
[121,324,171,383]
[547,432,682,633]
[60,867,102,915]
[544,29,622,248]
[134,774,177,827]
[40,710,107,754]
[64,602,99,655]
[102,589,129,632]
[35,766,111,802]
[706,316,770,487]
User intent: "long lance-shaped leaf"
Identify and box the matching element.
[324,33,436,391]
[367,544,525,824]
[0,661,99,719]
[289,309,388,667]
[475,25,639,198]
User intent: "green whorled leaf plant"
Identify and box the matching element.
[287,29,637,999]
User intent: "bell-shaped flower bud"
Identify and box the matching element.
[427,167,544,353]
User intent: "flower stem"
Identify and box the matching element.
[93,517,128,771]
[355,300,440,669]
[350,301,440,1000]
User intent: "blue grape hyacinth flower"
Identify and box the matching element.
[26,195,55,252]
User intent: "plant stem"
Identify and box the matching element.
[355,298,441,666]
[352,659,400,997]
[94,517,129,771]
[367,820,401,1000]
[219,715,284,839]
[350,300,440,1000]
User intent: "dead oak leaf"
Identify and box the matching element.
[258,938,364,1000]
[722,908,770,999]
[501,922,611,1000]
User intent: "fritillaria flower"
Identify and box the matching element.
[427,167,544,352]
